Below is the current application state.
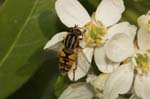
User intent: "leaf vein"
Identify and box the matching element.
[15,39,44,48]
[0,0,40,67]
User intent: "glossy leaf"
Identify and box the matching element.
[8,58,59,99]
[0,0,60,98]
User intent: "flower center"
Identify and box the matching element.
[82,14,107,47]
[135,52,150,75]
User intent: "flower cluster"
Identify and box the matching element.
[44,0,150,99]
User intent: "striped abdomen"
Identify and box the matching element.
[59,48,78,75]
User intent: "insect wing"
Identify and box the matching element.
[68,48,92,81]
[44,32,68,52]
[51,42,64,52]
[78,49,91,71]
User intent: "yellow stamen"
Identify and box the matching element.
[135,52,150,76]
[141,62,147,69]
[84,34,93,44]
[81,13,108,47]
[83,21,107,46]
[96,39,101,45]
[92,24,96,33]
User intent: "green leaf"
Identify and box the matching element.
[8,58,59,99]
[0,0,61,98]
[0,0,5,7]
[123,9,139,25]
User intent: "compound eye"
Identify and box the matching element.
[75,30,81,35]
[68,28,73,33]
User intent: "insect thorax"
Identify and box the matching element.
[64,33,79,49]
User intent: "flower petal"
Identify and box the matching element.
[83,47,93,63]
[55,0,91,27]
[137,11,150,31]
[95,0,125,27]
[105,33,135,62]
[59,82,94,99]
[94,46,119,73]
[134,75,150,99]
[91,73,109,99]
[137,28,150,52]
[107,22,137,41]
[130,94,142,99]
[91,73,109,91]
[44,32,68,50]
[104,63,134,99]
[68,47,93,81]
[86,74,97,83]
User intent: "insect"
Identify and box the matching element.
[58,25,89,80]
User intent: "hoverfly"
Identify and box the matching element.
[59,25,90,80]
[44,25,90,81]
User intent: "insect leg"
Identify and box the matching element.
[73,54,78,81]
[78,46,91,65]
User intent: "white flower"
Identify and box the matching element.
[80,0,136,73]
[103,11,150,99]
[137,10,150,52]
[58,74,97,99]
[90,73,109,99]
[58,82,95,99]
[137,11,150,32]
[56,0,137,73]
[44,0,136,81]
[59,74,129,99]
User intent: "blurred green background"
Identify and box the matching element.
[0,0,149,99]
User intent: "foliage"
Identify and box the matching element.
[0,0,149,99]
